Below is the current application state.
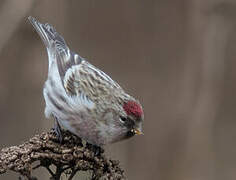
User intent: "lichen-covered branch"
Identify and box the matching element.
[0,130,126,180]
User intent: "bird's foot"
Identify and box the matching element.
[86,143,104,156]
[52,117,63,143]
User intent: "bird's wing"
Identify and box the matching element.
[63,60,123,99]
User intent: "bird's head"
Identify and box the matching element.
[119,100,144,138]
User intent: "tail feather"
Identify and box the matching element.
[29,16,57,48]
[28,16,70,69]
[29,16,69,54]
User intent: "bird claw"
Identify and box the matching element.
[86,143,104,156]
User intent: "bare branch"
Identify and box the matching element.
[0,130,126,180]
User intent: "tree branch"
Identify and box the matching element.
[0,130,126,180]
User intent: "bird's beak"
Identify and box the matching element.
[131,128,144,135]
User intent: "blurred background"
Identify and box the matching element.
[1,0,236,179]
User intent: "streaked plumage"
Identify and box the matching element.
[28,16,144,146]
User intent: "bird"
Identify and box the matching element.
[28,16,144,147]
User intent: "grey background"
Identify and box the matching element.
[1,0,236,179]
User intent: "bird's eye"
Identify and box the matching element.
[119,116,127,123]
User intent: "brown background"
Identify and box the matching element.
[1,0,236,179]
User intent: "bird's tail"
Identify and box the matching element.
[28,16,67,50]
[28,16,70,70]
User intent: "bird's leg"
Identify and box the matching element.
[52,115,63,143]
[86,143,104,156]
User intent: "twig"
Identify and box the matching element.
[0,130,126,179]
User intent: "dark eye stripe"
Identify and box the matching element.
[120,116,135,128]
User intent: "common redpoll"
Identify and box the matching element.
[28,16,144,146]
